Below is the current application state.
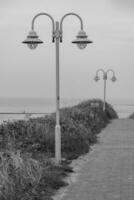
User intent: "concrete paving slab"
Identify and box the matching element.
[53,119,134,200]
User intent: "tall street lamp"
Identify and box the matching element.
[22,12,92,164]
[94,69,117,111]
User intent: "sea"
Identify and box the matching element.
[0,97,134,124]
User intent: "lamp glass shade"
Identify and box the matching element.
[27,43,38,49]
[111,76,117,82]
[72,30,92,49]
[77,43,87,49]
[94,76,100,82]
[22,30,43,49]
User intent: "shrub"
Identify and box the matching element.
[129,113,134,119]
[0,99,118,159]
[0,150,43,200]
[0,99,118,199]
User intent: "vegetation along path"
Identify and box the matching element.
[54,119,134,200]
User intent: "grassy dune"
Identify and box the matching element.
[0,99,118,200]
[129,113,134,119]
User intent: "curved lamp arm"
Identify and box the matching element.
[60,13,84,42]
[106,69,115,76]
[106,69,116,82]
[96,68,105,77]
[60,12,83,31]
[31,13,55,41]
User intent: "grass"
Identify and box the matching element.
[0,99,118,200]
[129,113,134,119]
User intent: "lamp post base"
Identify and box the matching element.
[55,124,61,164]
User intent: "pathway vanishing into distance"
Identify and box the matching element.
[53,119,134,200]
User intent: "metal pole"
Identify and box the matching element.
[55,21,61,164]
[103,78,106,111]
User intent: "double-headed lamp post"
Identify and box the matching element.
[94,69,117,111]
[22,12,92,164]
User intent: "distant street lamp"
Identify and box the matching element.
[94,69,117,111]
[22,12,92,164]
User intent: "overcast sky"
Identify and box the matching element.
[0,0,134,101]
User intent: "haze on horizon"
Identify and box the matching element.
[0,0,134,102]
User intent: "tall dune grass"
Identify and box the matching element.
[0,99,118,200]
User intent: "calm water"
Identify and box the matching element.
[0,98,82,123]
[0,98,134,123]
[109,99,134,119]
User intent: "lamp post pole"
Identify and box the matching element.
[94,69,117,111]
[103,72,107,111]
[55,21,61,163]
[23,12,92,164]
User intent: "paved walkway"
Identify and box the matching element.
[54,119,134,200]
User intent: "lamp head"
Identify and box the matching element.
[22,30,43,49]
[94,75,100,82]
[111,76,117,82]
[72,30,92,49]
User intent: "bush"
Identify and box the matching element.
[0,150,43,200]
[0,99,118,199]
[0,99,118,159]
[129,113,134,119]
